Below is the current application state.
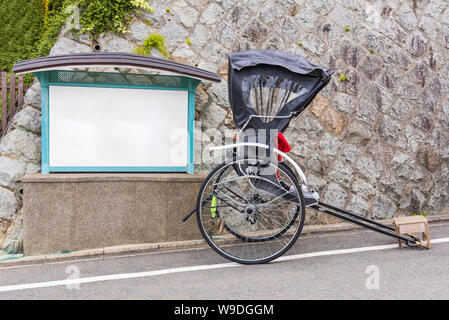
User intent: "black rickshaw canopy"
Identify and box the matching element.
[228,50,334,132]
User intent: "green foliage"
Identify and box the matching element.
[339,74,348,82]
[131,0,154,12]
[344,25,351,32]
[0,0,73,84]
[36,0,73,61]
[43,0,154,48]
[133,33,170,59]
[0,0,154,84]
[0,0,45,73]
[78,0,141,36]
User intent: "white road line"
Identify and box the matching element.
[276,237,449,262]
[0,263,240,293]
[1,237,448,293]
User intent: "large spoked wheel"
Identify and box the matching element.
[196,160,305,264]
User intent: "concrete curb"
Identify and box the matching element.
[1,214,449,268]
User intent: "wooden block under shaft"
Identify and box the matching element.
[394,216,431,249]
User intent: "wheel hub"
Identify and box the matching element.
[246,204,255,214]
[245,204,258,224]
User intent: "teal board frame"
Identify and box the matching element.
[34,70,200,174]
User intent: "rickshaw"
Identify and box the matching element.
[183,50,427,264]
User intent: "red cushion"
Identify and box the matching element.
[276,132,291,153]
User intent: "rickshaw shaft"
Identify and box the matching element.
[317,202,395,231]
[311,203,418,244]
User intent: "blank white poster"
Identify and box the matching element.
[48,85,189,167]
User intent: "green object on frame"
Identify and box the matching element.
[211,195,217,218]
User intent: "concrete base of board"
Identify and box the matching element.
[21,173,206,255]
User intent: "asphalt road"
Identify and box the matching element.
[0,222,448,300]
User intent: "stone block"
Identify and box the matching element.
[22,173,205,255]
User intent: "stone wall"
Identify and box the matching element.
[1,0,448,252]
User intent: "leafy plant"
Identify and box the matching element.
[36,0,73,62]
[78,0,153,37]
[344,25,350,32]
[339,74,348,82]
[0,0,46,73]
[133,33,170,59]
[0,0,155,83]
[131,0,153,11]
[412,211,427,217]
